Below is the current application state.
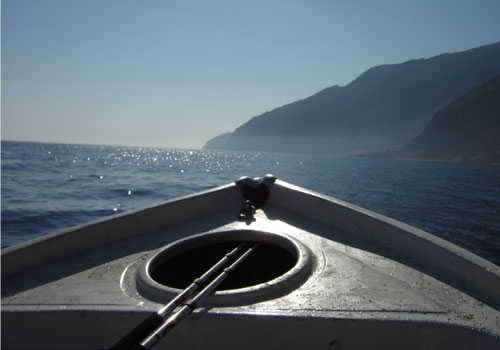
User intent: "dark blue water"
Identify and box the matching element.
[2,141,499,266]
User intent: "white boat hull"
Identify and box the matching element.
[2,178,500,349]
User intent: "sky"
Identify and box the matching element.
[2,0,500,149]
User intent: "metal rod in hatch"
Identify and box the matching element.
[109,243,249,350]
[138,244,259,350]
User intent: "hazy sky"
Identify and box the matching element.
[2,0,499,149]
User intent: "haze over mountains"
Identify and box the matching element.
[203,42,500,162]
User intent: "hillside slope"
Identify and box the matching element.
[400,75,500,163]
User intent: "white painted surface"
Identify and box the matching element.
[2,179,500,349]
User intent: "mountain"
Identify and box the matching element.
[203,42,500,154]
[398,75,500,163]
[202,132,232,150]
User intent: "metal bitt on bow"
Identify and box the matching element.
[235,174,276,220]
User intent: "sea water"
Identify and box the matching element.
[2,140,499,266]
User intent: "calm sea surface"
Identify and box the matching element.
[2,141,499,265]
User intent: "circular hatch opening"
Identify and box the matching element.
[137,230,312,306]
[151,241,296,291]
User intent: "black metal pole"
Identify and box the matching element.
[137,244,259,350]
[108,243,249,350]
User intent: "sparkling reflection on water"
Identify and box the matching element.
[1,141,499,266]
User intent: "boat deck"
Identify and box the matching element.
[2,180,500,349]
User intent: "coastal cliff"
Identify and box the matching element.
[399,75,500,163]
